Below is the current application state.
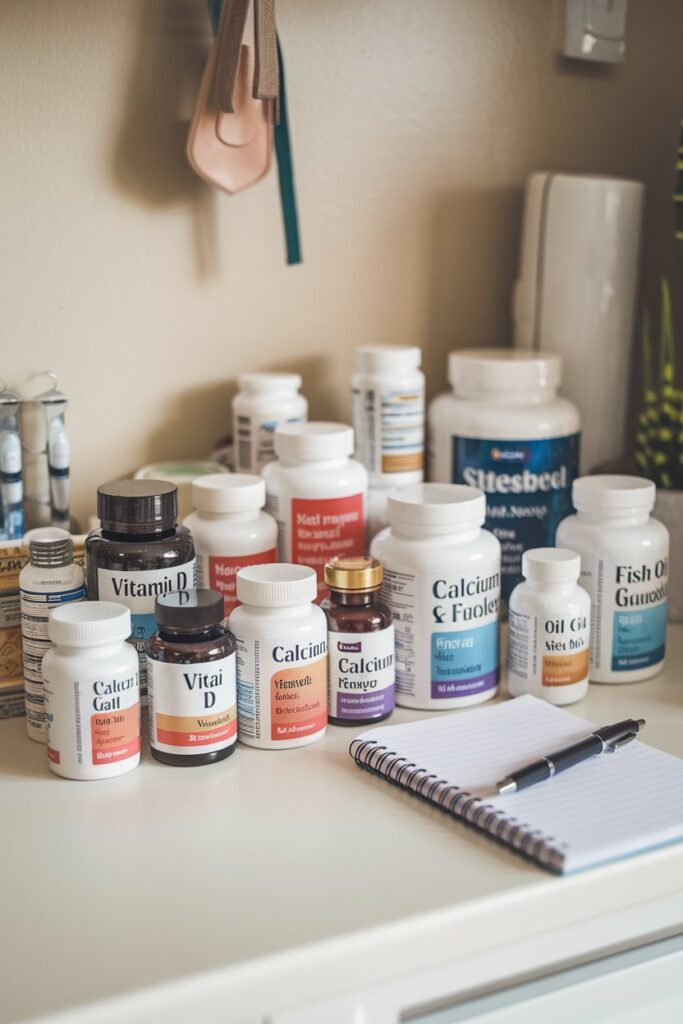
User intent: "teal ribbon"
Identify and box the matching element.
[206,0,302,265]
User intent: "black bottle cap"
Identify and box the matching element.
[155,589,225,629]
[97,479,178,533]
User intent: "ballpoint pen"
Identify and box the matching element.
[496,718,646,794]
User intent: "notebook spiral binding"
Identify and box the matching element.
[350,737,566,872]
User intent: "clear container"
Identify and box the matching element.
[229,564,328,749]
[183,474,277,617]
[370,483,501,710]
[556,475,668,683]
[428,349,580,601]
[19,528,85,743]
[233,372,308,473]
[263,422,368,602]
[43,602,140,780]
[352,345,425,485]
[507,548,590,705]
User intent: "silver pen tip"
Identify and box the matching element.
[635,719,646,729]
[496,778,517,795]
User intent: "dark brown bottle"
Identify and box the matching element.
[85,480,196,697]
[322,556,395,726]
[147,589,237,766]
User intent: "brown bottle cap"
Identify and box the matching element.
[324,556,383,591]
[154,589,225,629]
[97,479,177,533]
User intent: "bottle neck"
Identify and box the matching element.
[157,624,225,644]
[278,456,349,470]
[390,523,481,542]
[194,509,260,523]
[451,387,557,405]
[576,509,651,528]
[101,524,177,542]
[329,589,378,607]
[524,579,578,594]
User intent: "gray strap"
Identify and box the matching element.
[214,0,250,113]
[253,0,279,103]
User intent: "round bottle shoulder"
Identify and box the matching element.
[262,459,368,494]
[43,641,138,676]
[228,602,326,636]
[148,629,235,663]
[372,527,500,570]
[323,597,393,632]
[509,581,590,615]
[19,562,84,590]
[233,391,307,416]
[183,510,276,549]
[429,391,580,439]
[557,514,668,557]
[85,526,195,568]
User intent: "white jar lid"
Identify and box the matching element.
[238,372,302,393]
[193,473,265,513]
[49,602,132,648]
[387,483,485,532]
[572,474,655,514]
[522,547,580,583]
[236,563,317,608]
[448,349,562,394]
[355,345,422,372]
[274,422,354,462]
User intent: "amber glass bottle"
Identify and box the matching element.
[322,556,395,726]
[147,589,237,766]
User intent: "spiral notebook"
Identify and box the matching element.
[350,695,683,874]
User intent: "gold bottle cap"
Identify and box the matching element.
[324,556,383,591]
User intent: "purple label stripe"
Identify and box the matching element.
[336,687,395,719]
[431,668,499,700]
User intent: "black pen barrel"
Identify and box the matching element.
[548,735,603,774]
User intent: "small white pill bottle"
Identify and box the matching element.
[371,483,501,710]
[507,548,590,705]
[428,349,580,602]
[229,564,328,749]
[233,372,308,473]
[556,475,669,683]
[352,345,425,484]
[19,528,86,743]
[42,602,140,780]
[183,474,278,617]
[263,422,368,602]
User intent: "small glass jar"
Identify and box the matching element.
[147,589,237,766]
[323,556,395,726]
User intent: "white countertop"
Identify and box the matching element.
[1,629,682,1023]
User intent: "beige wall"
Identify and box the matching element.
[2,0,682,524]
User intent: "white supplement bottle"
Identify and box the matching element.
[19,528,85,742]
[371,483,501,710]
[556,475,669,683]
[263,422,368,602]
[233,372,308,473]
[42,602,140,780]
[428,349,580,602]
[507,548,590,705]
[352,345,425,483]
[183,474,277,617]
[229,564,328,749]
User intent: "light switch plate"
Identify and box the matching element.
[563,0,628,63]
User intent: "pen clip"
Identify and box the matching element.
[605,731,638,752]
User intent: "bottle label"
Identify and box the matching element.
[96,561,197,687]
[44,665,140,771]
[236,415,306,473]
[451,435,580,600]
[148,654,237,754]
[352,385,424,474]
[20,584,86,685]
[197,548,277,616]
[289,494,366,602]
[578,553,668,673]
[235,632,327,744]
[381,562,500,703]
[328,626,395,720]
[508,608,589,688]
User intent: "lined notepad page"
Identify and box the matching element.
[355,696,683,873]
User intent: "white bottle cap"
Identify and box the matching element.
[49,602,132,648]
[238,372,302,393]
[193,473,265,514]
[522,547,580,583]
[387,483,485,533]
[236,563,317,608]
[449,349,562,395]
[355,345,422,372]
[274,422,354,462]
[572,474,656,514]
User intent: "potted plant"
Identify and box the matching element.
[635,278,683,620]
